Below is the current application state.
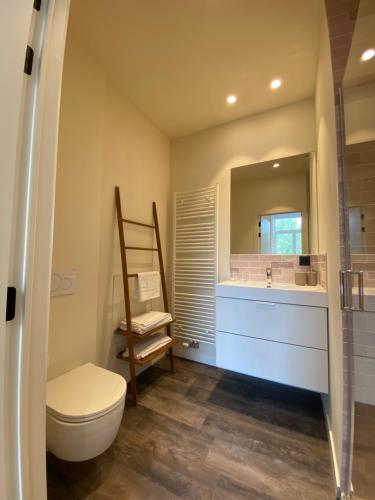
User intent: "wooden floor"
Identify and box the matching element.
[47,357,334,499]
[353,402,375,500]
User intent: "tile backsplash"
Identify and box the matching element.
[352,254,375,288]
[230,254,327,288]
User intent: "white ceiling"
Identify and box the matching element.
[68,0,322,138]
[231,153,310,182]
[344,0,375,88]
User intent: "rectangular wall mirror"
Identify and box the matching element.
[343,1,375,258]
[230,152,318,254]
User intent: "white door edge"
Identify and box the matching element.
[22,3,70,498]
[0,2,36,499]
[0,1,70,499]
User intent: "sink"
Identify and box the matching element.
[216,280,328,307]
[226,280,324,291]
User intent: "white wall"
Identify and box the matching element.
[48,32,170,380]
[315,13,343,484]
[170,99,316,280]
[231,171,309,254]
[49,34,102,379]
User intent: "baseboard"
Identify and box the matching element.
[321,395,341,499]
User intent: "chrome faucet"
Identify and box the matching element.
[266,267,272,288]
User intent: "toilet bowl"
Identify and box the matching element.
[46,362,127,462]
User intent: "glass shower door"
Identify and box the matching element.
[341,1,375,497]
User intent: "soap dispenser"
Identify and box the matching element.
[306,267,318,286]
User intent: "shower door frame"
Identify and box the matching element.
[325,1,361,498]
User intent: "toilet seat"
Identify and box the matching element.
[46,362,127,423]
[47,396,125,424]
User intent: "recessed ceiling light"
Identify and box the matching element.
[226,95,237,104]
[270,79,282,89]
[273,163,280,168]
[361,48,375,62]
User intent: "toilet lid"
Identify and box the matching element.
[46,363,127,422]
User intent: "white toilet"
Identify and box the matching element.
[46,362,127,462]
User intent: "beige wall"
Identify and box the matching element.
[170,99,316,280]
[315,13,343,480]
[48,32,170,380]
[231,171,309,254]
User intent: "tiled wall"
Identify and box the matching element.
[353,310,375,405]
[352,254,375,288]
[230,254,327,288]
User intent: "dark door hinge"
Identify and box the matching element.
[6,287,16,322]
[33,0,42,11]
[24,45,34,75]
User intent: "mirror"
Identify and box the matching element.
[343,0,375,256]
[230,152,318,254]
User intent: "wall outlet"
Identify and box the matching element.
[51,270,77,297]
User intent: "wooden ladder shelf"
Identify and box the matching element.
[115,186,175,405]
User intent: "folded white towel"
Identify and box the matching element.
[122,332,172,360]
[137,271,160,302]
[120,310,172,334]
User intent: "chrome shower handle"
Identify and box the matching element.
[357,270,364,311]
[340,270,351,310]
[340,270,365,311]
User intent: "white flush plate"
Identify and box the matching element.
[51,270,77,297]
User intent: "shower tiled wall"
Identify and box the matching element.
[352,254,375,288]
[353,309,375,405]
[230,254,327,288]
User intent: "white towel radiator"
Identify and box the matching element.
[172,185,218,365]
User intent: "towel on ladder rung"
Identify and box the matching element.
[120,310,172,334]
[137,271,160,302]
[122,332,171,360]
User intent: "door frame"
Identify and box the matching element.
[0,1,70,498]
[0,2,34,498]
[22,3,70,497]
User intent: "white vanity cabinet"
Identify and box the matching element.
[215,282,329,393]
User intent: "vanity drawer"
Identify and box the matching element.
[216,331,328,393]
[216,297,327,350]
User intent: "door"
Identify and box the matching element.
[0,1,70,499]
[1,3,38,499]
[340,1,375,498]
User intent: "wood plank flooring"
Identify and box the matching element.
[353,402,375,499]
[47,357,334,499]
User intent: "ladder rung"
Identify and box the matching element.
[124,246,158,252]
[122,218,155,229]
[126,271,164,278]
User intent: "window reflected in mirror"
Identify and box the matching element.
[260,212,302,255]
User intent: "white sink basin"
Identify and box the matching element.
[216,280,328,307]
